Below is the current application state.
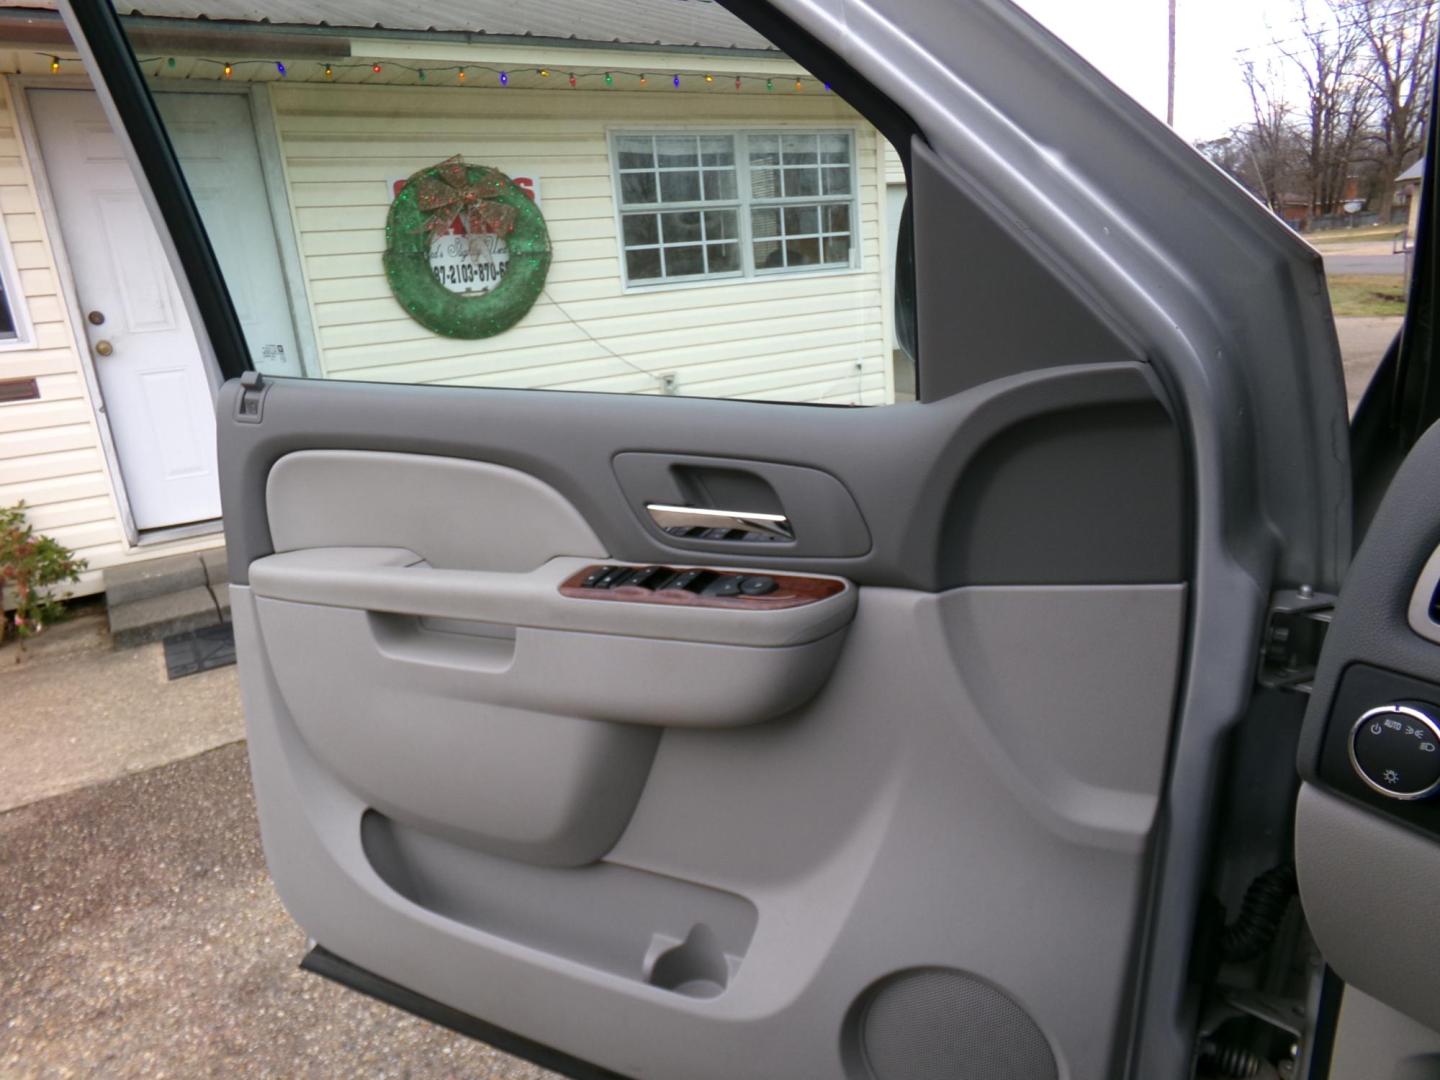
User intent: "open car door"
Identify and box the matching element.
[63,0,1356,1076]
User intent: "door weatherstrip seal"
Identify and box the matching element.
[300,945,634,1080]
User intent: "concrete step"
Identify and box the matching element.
[103,546,228,649]
[107,586,221,649]
[103,552,207,606]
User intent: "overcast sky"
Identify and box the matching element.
[1011,0,1326,142]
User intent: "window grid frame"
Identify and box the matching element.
[611,127,861,289]
[0,216,33,351]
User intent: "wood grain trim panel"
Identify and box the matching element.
[559,565,845,611]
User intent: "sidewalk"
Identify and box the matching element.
[1,606,244,812]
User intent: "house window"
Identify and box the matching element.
[0,220,31,349]
[615,130,857,285]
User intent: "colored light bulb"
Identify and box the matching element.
[457,69,466,82]
[499,71,508,86]
[569,73,577,88]
[223,62,233,79]
[276,61,286,76]
[417,69,426,82]
[735,76,742,90]
[49,57,59,74]
[604,72,613,86]
[324,64,333,79]
[794,78,803,91]
[672,74,680,88]
[766,78,773,91]
[372,63,383,74]
[167,57,176,68]
[539,69,550,78]
[704,74,714,83]
[639,74,648,86]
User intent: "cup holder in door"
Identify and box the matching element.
[644,923,734,999]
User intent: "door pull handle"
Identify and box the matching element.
[646,504,794,541]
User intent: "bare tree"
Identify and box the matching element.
[1278,0,1374,217]
[1242,58,1303,210]
[1352,0,1438,213]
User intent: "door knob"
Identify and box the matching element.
[87,310,105,326]
[94,340,113,357]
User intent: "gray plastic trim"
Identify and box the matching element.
[248,549,856,648]
[1297,784,1440,1033]
[1407,542,1440,647]
[255,595,847,730]
[218,363,1174,591]
[266,450,605,571]
[1326,987,1440,1080]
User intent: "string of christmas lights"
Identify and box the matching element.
[36,52,831,92]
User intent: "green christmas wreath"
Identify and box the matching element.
[383,156,551,339]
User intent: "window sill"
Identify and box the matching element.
[618,262,864,296]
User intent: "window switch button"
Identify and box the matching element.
[739,575,777,596]
[704,575,744,597]
[582,565,614,587]
[595,567,633,589]
[624,566,669,590]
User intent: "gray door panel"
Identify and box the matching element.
[220,359,1191,1078]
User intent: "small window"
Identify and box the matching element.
[0,221,31,349]
[615,130,857,286]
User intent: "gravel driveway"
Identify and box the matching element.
[0,742,556,1079]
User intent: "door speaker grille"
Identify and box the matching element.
[857,968,1057,1080]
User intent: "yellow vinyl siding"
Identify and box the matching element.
[884,141,905,186]
[0,69,221,601]
[268,82,895,404]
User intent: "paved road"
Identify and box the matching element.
[1323,251,1406,276]
[1336,316,1401,413]
[0,744,556,1080]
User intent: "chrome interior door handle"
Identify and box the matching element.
[646,503,794,541]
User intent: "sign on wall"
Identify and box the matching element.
[388,169,541,297]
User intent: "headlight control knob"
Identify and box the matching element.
[1350,703,1440,800]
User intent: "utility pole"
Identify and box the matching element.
[1167,0,1177,125]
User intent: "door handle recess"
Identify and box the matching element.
[646,504,794,541]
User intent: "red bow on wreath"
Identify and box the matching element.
[412,156,518,240]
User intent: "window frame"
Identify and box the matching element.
[608,125,862,292]
[0,216,34,351]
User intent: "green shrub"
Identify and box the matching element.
[0,502,86,640]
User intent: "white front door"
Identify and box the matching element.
[31,88,221,530]
[31,88,306,532]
